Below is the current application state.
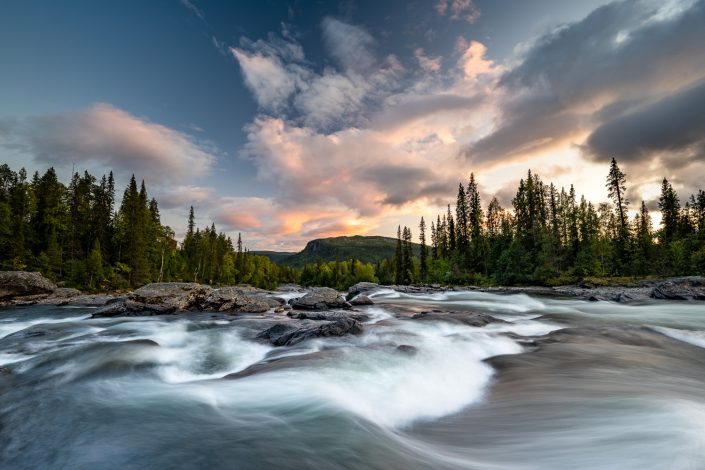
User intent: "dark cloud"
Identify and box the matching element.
[361,165,455,206]
[465,0,705,164]
[584,79,705,164]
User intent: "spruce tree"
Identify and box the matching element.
[419,217,428,282]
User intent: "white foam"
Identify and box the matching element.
[651,326,705,349]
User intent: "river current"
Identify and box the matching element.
[1,290,704,469]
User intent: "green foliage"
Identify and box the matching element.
[0,165,298,291]
[300,259,377,290]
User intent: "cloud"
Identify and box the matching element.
[464,0,705,166]
[321,17,376,72]
[414,49,442,73]
[230,48,302,112]
[435,0,481,23]
[1,103,216,184]
[584,78,705,165]
[180,0,205,20]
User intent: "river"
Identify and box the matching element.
[1,290,704,469]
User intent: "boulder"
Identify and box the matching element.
[349,294,373,306]
[346,282,380,301]
[201,287,280,313]
[292,287,351,310]
[93,282,211,317]
[0,271,56,300]
[288,310,370,322]
[651,277,705,300]
[256,318,363,346]
[130,282,211,310]
[409,310,506,327]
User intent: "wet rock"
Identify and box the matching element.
[350,295,374,306]
[395,344,417,355]
[93,283,211,317]
[292,287,351,310]
[651,277,705,300]
[346,282,381,300]
[256,318,363,346]
[409,310,506,327]
[92,302,129,317]
[0,367,11,375]
[130,282,212,310]
[0,271,56,300]
[288,310,370,322]
[201,287,280,313]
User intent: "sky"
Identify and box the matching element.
[1,0,704,251]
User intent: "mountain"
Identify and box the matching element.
[255,235,419,268]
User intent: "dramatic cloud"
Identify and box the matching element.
[1,103,216,184]
[465,0,705,165]
[227,1,705,248]
[584,78,705,165]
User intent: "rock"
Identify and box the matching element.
[651,277,705,300]
[201,287,279,313]
[409,310,506,327]
[256,318,363,346]
[0,367,11,375]
[287,310,370,322]
[395,344,417,355]
[130,282,211,310]
[92,302,129,317]
[346,282,380,300]
[51,287,82,298]
[93,282,211,317]
[349,294,373,306]
[292,287,351,310]
[0,271,56,300]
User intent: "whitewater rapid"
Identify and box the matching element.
[1,289,705,469]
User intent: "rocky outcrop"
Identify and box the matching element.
[349,294,373,306]
[651,277,705,300]
[202,287,281,313]
[256,318,363,346]
[93,282,211,317]
[0,271,56,300]
[409,310,506,327]
[92,283,286,317]
[291,287,351,310]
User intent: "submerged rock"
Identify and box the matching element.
[287,310,369,322]
[395,344,417,355]
[292,287,351,310]
[409,310,506,327]
[256,318,363,346]
[651,277,705,300]
[0,271,56,300]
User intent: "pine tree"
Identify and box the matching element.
[606,157,629,239]
[659,178,680,244]
[394,225,403,284]
[419,217,428,282]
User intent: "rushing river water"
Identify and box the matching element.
[1,290,705,469]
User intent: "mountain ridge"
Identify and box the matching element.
[254,235,419,268]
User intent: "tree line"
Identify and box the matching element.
[388,158,705,285]
[0,164,298,290]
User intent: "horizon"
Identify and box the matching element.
[2,0,704,251]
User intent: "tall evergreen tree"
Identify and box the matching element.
[419,217,428,282]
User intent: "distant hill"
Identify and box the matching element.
[254,235,420,268]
